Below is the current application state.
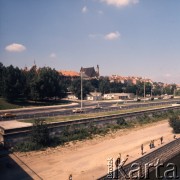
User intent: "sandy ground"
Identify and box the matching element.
[14,120,177,180]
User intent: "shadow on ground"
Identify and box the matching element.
[0,148,37,180]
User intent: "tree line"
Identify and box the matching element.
[0,62,177,102]
[0,63,66,101]
[69,78,177,99]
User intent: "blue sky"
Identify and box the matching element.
[0,0,180,84]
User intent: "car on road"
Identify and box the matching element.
[1,113,16,118]
[172,103,180,107]
[93,105,103,110]
[134,98,141,102]
[72,108,84,113]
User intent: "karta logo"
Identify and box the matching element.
[107,154,129,179]
[107,156,179,179]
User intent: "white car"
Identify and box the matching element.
[172,104,180,107]
[72,108,84,113]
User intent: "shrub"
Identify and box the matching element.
[136,114,150,124]
[14,119,50,151]
[30,119,50,146]
[169,115,180,133]
[117,117,127,126]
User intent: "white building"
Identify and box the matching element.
[67,92,78,100]
[86,92,102,101]
[103,93,135,100]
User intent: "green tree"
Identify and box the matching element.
[2,65,25,101]
[169,115,180,133]
[135,81,144,96]
[27,66,67,100]
[31,119,50,146]
[0,62,5,96]
[175,90,180,96]
[126,84,138,94]
[99,77,110,94]
[110,82,123,93]
[90,79,99,91]
[163,84,176,95]
[152,82,163,96]
[24,65,38,99]
[70,78,93,99]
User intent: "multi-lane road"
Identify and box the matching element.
[0,99,180,121]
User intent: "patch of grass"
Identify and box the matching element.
[14,141,44,152]
[0,97,72,110]
[56,123,124,145]
[0,98,21,110]
[136,114,151,124]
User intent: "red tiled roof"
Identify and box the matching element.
[59,70,80,77]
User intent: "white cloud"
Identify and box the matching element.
[5,43,26,52]
[104,31,120,40]
[100,0,139,7]
[50,53,57,58]
[82,6,88,13]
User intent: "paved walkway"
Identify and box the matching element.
[0,120,32,130]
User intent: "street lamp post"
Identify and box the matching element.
[81,71,83,109]
[95,89,99,107]
[144,78,146,102]
[174,88,176,97]
[151,87,152,98]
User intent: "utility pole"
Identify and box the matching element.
[174,88,176,97]
[151,86,153,98]
[144,78,146,102]
[95,89,100,107]
[81,70,83,109]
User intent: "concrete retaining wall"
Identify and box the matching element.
[1,106,180,147]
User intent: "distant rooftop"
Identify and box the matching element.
[59,70,80,77]
[80,65,99,79]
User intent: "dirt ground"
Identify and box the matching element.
[13,120,177,180]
